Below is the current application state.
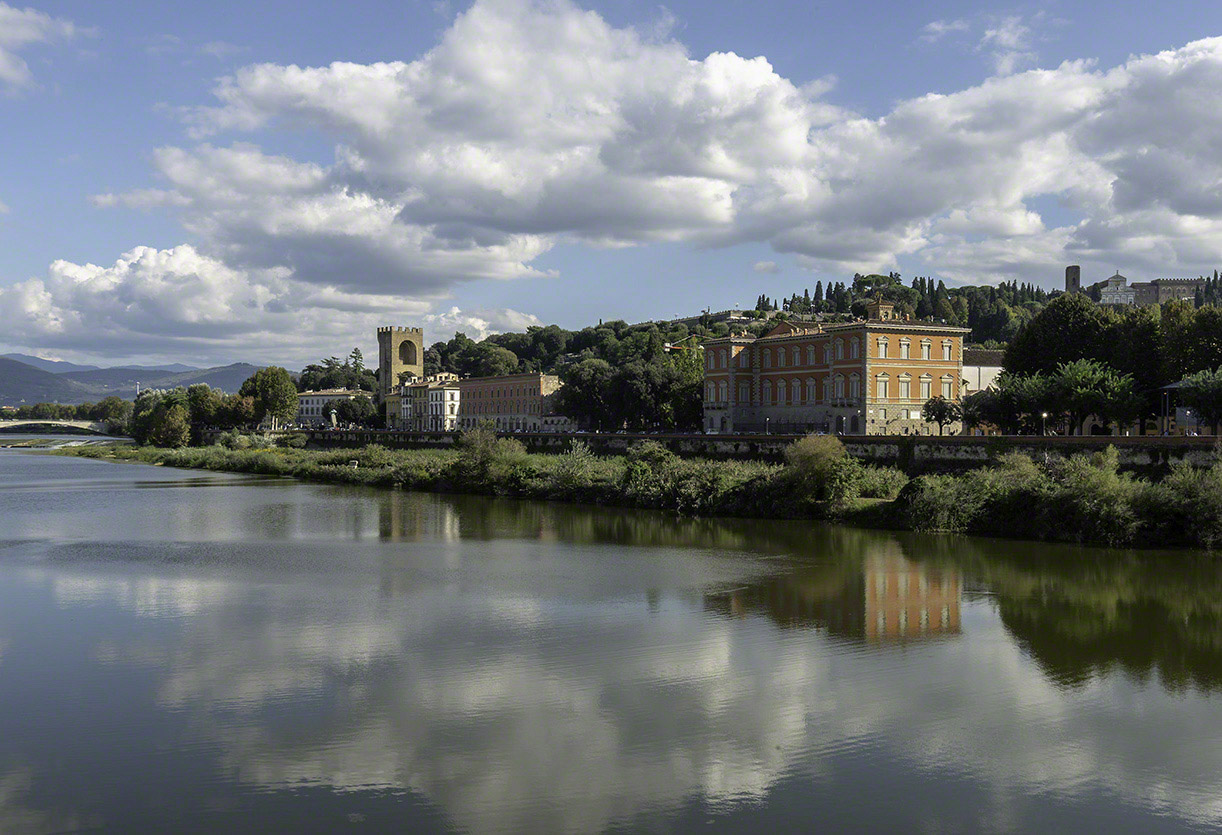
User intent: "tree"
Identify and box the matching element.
[555,358,615,430]
[1004,293,1109,376]
[150,404,191,448]
[922,396,962,436]
[239,367,299,429]
[336,394,377,427]
[1178,367,1222,434]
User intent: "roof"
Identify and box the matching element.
[963,348,1005,366]
[298,388,361,397]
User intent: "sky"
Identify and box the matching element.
[2,0,1222,367]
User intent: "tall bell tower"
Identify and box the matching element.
[377,326,424,400]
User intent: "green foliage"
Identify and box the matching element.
[239,367,299,428]
[1177,367,1222,433]
[921,396,962,435]
[335,394,378,427]
[298,351,377,393]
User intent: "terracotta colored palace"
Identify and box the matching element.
[700,298,970,435]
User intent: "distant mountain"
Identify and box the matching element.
[0,358,94,406]
[1,353,101,374]
[115,363,203,373]
[1,360,264,404]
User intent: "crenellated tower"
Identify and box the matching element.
[377,326,425,401]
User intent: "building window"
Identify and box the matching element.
[942,341,953,361]
[942,376,954,399]
[834,375,844,399]
[823,344,832,364]
[877,375,889,399]
[707,352,714,369]
[921,339,931,360]
[879,408,887,421]
[763,350,772,369]
[739,382,750,403]
[718,349,727,368]
[762,380,773,404]
[850,338,860,359]
[835,340,844,360]
[899,376,911,399]
[920,376,932,400]
[850,375,860,399]
[778,348,786,368]
[806,345,816,365]
[900,339,910,359]
[706,383,715,401]
[806,379,816,403]
[792,346,800,366]
[878,338,888,359]
[777,379,787,404]
[718,381,728,402]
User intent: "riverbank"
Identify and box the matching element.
[49,433,1222,549]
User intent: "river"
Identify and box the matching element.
[1,447,1221,832]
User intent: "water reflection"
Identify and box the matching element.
[4,450,1222,831]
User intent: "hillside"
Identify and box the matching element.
[0,358,94,406]
[1,360,263,404]
[1,353,100,374]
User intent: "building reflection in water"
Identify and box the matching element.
[706,544,961,645]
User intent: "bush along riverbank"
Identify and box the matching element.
[52,429,1222,549]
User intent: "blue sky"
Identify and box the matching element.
[2,0,1222,366]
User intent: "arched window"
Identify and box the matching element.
[877,337,889,359]
[877,374,889,399]
[706,352,714,369]
[763,350,772,369]
[806,345,816,365]
[778,379,788,405]
[738,382,750,403]
[835,340,844,360]
[850,338,860,359]
[823,343,832,364]
[739,349,749,367]
[792,346,800,366]
[920,339,932,360]
[762,380,773,404]
[806,378,817,403]
[942,340,953,361]
[778,347,786,368]
[719,349,728,368]
[718,380,728,402]
[850,374,861,399]
[900,338,911,359]
[834,375,845,399]
[706,383,715,401]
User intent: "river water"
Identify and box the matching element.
[2,448,1221,833]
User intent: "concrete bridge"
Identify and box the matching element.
[0,419,113,435]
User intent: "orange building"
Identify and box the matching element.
[863,553,961,643]
[700,298,970,435]
[456,372,572,432]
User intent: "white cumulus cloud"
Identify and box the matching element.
[0,2,79,91]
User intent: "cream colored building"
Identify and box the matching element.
[297,389,361,427]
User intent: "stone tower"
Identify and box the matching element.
[1065,265,1081,294]
[377,326,424,400]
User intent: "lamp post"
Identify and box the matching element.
[764,416,770,435]
[1041,412,1048,436]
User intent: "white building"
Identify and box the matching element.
[297,389,361,427]
[427,381,460,431]
[961,348,1004,396]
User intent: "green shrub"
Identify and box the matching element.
[275,433,308,449]
[857,465,909,499]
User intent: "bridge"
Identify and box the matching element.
[0,419,114,435]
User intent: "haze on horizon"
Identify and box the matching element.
[2,0,1222,368]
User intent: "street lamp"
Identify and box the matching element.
[764,416,770,435]
[1041,412,1048,436]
